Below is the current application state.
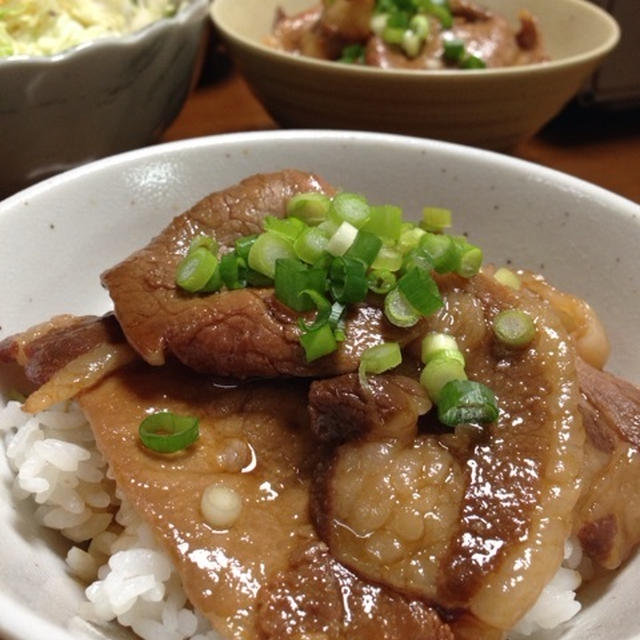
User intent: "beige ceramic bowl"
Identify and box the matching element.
[211,0,619,150]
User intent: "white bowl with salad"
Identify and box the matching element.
[0,0,209,199]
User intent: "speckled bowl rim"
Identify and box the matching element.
[211,0,620,80]
[0,0,209,67]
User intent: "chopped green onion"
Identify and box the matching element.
[339,43,366,64]
[176,247,218,293]
[437,379,498,426]
[443,36,465,62]
[247,231,296,279]
[263,215,305,241]
[397,267,443,316]
[451,237,483,277]
[421,331,461,363]
[397,225,427,254]
[367,269,397,294]
[329,256,369,304]
[201,264,223,293]
[382,25,405,44]
[274,258,327,312]
[371,12,389,36]
[410,13,429,38]
[402,30,422,57]
[345,229,383,266]
[189,233,218,255]
[298,289,332,331]
[294,227,329,264]
[299,323,338,362]
[139,411,199,453]
[461,53,487,69]
[371,245,404,272]
[492,309,536,348]
[234,234,259,262]
[220,252,248,290]
[358,341,402,388]
[401,247,434,275]
[427,0,452,28]
[419,353,467,402]
[420,232,458,273]
[287,192,331,226]
[421,206,452,232]
[493,267,521,290]
[363,205,403,241]
[327,221,359,257]
[329,192,371,228]
[384,286,420,327]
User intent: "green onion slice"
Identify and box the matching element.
[220,252,248,290]
[176,247,218,293]
[493,267,521,290]
[235,234,258,262]
[345,229,383,266]
[139,411,199,453]
[329,256,368,304]
[421,207,452,232]
[443,36,465,62]
[358,341,402,388]
[384,286,420,327]
[421,331,461,363]
[419,354,467,402]
[437,379,498,426]
[275,258,327,312]
[461,53,487,69]
[329,192,371,228]
[327,221,359,257]
[300,323,338,362]
[420,232,458,273]
[294,227,329,264]
[371,245,404,272]
[363,205,403,241]
[248,231,296,279]
[286,192,331,226]
[189,233,218,256]
[397,267,443,316]
[263,215,305,242]
[492,309,536,348]
[367,268,397,294]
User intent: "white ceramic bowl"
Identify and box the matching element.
[1,131,639,640]
[211,0,620,150]
[0,0,209,199]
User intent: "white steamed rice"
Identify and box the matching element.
[0,398,585,639]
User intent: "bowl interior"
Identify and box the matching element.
[0,131,639,640]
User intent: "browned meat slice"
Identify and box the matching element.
[102,170,423,379]
[0,314,135,412]
[257,541,454,640]
[77,362,453,640]
[310,272,585,634]
[574,358,640,569]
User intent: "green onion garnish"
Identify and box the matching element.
[443,37,465,62]
[286,192,331,226]
[421,331,461,364]
[220,252,248,290]
[462,54,487,69]
[363,204,403,241]
[263,215,305,241]
[421,206,452,233]
[298,289,332,332]
[437,379,498,426]
[492,309,536,348]
[371,245,404,272]
[327,221,359,257]
[345,229,383,266]
[339,43,366,64]
[189,233,218,255]
[247,231,296,279]
[367,268,397,294]
[384,286,420,327]
[275,258,327,312]
[139,412,199,453]
[493,267,521,290]
[299,323,338,362]
[358,341,402,388]
[419,353,467,401]
[329,192,371,229]
[420,232,458,273]
[294,227,329,264]
[234,234,258,262]
[176,247,218,293]
[397,267,443,316]
[329,256,369,304]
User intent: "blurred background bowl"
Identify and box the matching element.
[0,0,209,199]
[210,0,619,151]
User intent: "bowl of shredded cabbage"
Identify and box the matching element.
[0,0,209,198]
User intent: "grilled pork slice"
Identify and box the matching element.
[310,271,586,635]
[574,358,640,569]
[77,362,453,640]
[102,170,423,379]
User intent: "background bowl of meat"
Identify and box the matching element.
[1,130,640,640]
[210,0,619,150]
[0,0,209,199]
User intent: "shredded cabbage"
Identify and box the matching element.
[0,0,183,57]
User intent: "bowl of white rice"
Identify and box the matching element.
[1,130,640,640]
[0,0,209,199]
